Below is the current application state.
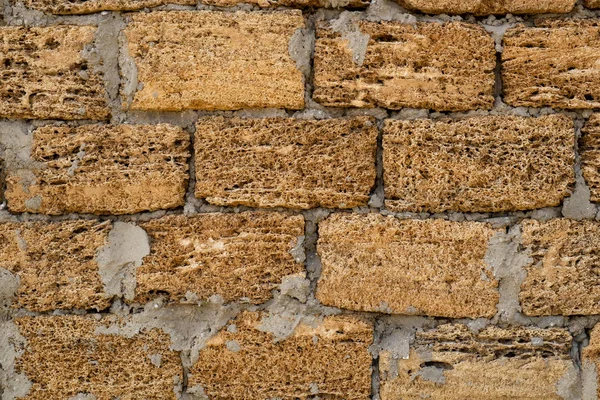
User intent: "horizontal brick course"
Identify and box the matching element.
[20,0,195,14]
[380,324,575,400]
[189,311,373,399]
[136,212,305,304]
[394,0,576,15]
[123,11,305,112]
[503,20,600,109]
[519,219,600,316]
[383,115,575,213]
[316,214,500,318]
[0,26,109,120]
[313,19,495,111]
[0,220,111,312]
[5,124,189,215]
[14,315,182,400]
[194,116,377,209]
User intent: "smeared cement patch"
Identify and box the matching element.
[97,222,150,301]
[329,12,370,66]
[0,320,32,399]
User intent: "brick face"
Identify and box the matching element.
[503,20,600,109]
[383,115,575,213]
[394,0,576,15]
[135,212,305,304]
[194,116,377,209]
[0,221,111,312]
[316,214,500,318]
[313,20,495,111]
[14,315,182,400]
[0,26,109,120]
[380,324,575,400]
[519,219,600,316]
[189,311,373,399]
[5,124,189,215]
[123,11,305,112]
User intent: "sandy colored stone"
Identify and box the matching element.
[194,116,377,209]
[384,115,575,213]
[519,219,600,316]
[316,214,499,318]
[586,0,600,8]
[580,114,600,202]
[123,11,305,112]
[0,220,110,312]
[5,124,189,215]
[14,315,182,400]
[136,212,304,304]
[313,19,495,111]
[394,0,575,15]
[206,0,370,6]
[21,0,195,14]
[380,323,575,400]
[189,311,372,399]
[503,20,600,109]
[0,26,109,120]
[583,324,600,398]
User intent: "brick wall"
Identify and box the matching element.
[2,0,600,399]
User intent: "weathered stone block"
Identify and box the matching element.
[189,311,372,399]
[394,0,576,15]
[123,11,305,111]
[383,115,575,213]
[194,116,377,209]
[0,26,109,120]
[316,213,500,318]
[5,124,189,215]
[313,19,495,111]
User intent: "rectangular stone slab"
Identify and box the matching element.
[194,116,377,209]
[136,212,305,304]
[380,323,576,400]
[316,213,500,318]
[14,315,182,400]
[19,0,368,13]
[0,220,111,312]
[0,26,109,120]
[519,219,600,316]
[189,311,372,399]
[123,11,305,111]
[383,115,575,213]
[4,124,190,215]
[503,20,600,109]
[313,19,495,111]
[394,0,576,15]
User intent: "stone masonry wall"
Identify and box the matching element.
[2,0,600,399]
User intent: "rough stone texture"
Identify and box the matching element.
[503,20,600,109]
[194,116,377,209]
[189,311,372,399]
[123,11,305,112]
[0,220,111,312]
[0,26,110,120]
[383,115,575,213]
[519,219,600,316]
[20,0,369,13]
[581,114,600,202]
[20,0,195,14]
[583,324,600,398]
[380,324,576,400]
[136,213,305,304]
[5,124,189,215]
[586,0,600,8]
[316,214,499,318]
[14,315,182,400]
[313,20,495,111]
[394,0,576,15]
[205,0,370,7]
